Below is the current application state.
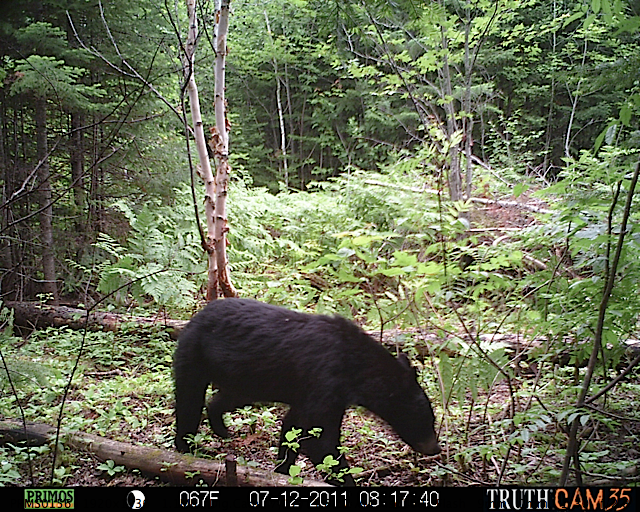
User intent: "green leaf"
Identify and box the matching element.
[337,269,362,283]
[376,267,407,277]
[614,17,640,34]
[605,123,618,145]
[594,125,608,151]
[563,11,585,28]
[289,465,301,477]
[619,104,632,126]
[351,235,376,247]
[583,14,597,30]
[513,183,529,198]
[321,455,339,468]
[336,247,356,259]
[391,251,418,267]
[285,428,302,442]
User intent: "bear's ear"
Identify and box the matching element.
[397,353,412,369]
[398,353,419,379]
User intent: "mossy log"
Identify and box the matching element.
[5,302,187,340]
[0,419,329,487]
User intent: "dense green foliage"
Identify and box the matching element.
[1,0,639,488]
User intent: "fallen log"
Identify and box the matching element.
[362,179,554,214]
[5,302,187,340]
[0,419,329,487]
[7,302,638,366]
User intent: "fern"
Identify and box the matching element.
[96,193,205,309]
[438,338,510,407]
[1,304,58,391]
[0,357,58,389]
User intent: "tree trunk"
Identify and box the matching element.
[463,18,474,202]
[212,0,237,298]
[439,28,462,201]
[8,301,639,369]
[34,96,59,304]
[0,91,13,299]
[264,10,288,188]
[565,37,588,160]
[542,0,558,174]
[184,0,220,301]
[69,112,86,235]
[89,115,104,234]
[0,90,6,175]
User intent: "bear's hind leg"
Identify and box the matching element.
[206,390,247,438]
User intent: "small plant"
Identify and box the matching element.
[279,427,305,485]
[279,427,362,484]
[0,448,21,486]
[96,459,126,477]
[287,464,303,485]
[279,427,326,485]
[160,461,179,473]
[281,427,303,453]
[225,405,278,434]
[52,465,76,485]
[316,454,363,484]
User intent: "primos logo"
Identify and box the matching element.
[24,489,75,509]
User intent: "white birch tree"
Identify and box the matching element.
[210,0,237,298]
[184,0,237,300]
[264,9,288,188]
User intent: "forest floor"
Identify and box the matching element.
[13,372,639,488]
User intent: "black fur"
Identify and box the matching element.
[174,298,441,485]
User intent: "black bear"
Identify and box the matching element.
[174,298,441,485]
